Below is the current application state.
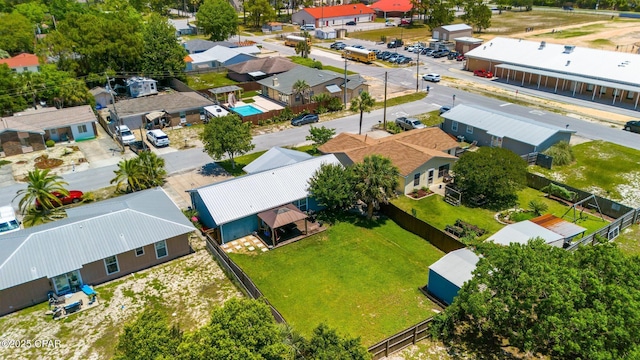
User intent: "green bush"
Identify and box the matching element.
[317,106,327,114]
[528,199,549,215]
[327,97,344,112]
[45,139,55,148]
[544,141,574,166]
[385,122,402,134]
[311,60,323,69]
[541,183,577,201]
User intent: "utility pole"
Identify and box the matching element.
[343,57,348,107]
[415,50,420,92]
[383,71,388,130]
[107,74,125,153]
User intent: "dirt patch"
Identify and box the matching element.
[0,236,242,360]
[11,145,87,181]
[34,155,64,169]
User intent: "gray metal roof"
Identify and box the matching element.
[191,155,341,226]
[243,147,312,174]
[487,220,564,246]
[429,248,479,288]
[440,24,472,32]
[442,104,574,146]
[209,85,243,95]
[0,188,195,291]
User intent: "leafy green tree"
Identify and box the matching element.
[245,0,276,27]
[461,0,492,32]
[528,199,548,215]
[349,91,375,135]
[353,155,399,219]
[137,151,167,187]
[426,0,455,30]
[452,147,527,209]
[294,31,311,58]
[14,169,70,214]
[114,308,182,360]
[0,64,28,115]
[177,298,290,360]
[141,13,187,80]
[306,125,335,152]
[302,323,371,360]
[196,0,239,41]
[0,49,9,59]
[0,12,34,54]
[14,2,50,26]
[292,79,311,104]
[56,77,93,108]
[200,114,255,169]
[111,158,144,193]
[308,163,357,211]
[433,240,640,359]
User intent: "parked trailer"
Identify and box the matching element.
[342,46,376,64]
[284,35,311,47]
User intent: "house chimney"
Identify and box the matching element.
[273,77,279,86]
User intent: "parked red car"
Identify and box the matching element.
[400,18,412,26]
[474,69,494,78]
[35,191,84,209]
[456,54,466,61]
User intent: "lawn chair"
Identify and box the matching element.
[47,291,65,306]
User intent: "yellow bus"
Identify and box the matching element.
[342,46,376,64]
[284,35,312,47]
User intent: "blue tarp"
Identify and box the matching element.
[81,284,96,296]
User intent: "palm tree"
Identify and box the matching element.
[349,91,375,135]
[138,151,167,187]
[14,169,69,214]
[292,79,311,104]
[353,155,399,219]
[111,158,145,192]
[294,31,311,58]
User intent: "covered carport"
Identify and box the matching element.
[495,63,640,110]
[257,204,308,247]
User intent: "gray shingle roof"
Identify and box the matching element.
[442,104,574,146]
[1,105,96,133]
[108,92,213,117]
[257,66,345,95]
[183,39,237,53]
[0,188,195,291]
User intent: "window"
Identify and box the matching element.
[466,125,474,134]
[451,121,458,132]
[23,67,28,72]
[600,86,607,94]
[627,91,635,100]
[586,84,594,92]
[50,128,57,135]
[438,164,450,178]
[413,173,420,186]
[295,198,308,212]
[104,255,119,275]
[155,240,168,259]
[608,226,620,240]
[135,247,144,257]
[78,124,87,133]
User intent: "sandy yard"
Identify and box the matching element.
[0,236,243,360]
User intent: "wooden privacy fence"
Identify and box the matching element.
[380,203,465,253]
[368,318,433,360]
[204,234,287,323]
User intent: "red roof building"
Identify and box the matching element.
[370,0,413,18]
[292,4,376,28]
[0,53,41,73]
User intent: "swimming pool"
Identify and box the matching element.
[232,104,264,116]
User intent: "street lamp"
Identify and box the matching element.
[452,94,456,107]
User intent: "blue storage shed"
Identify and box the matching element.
[427,248,479,305]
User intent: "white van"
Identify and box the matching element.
[300,24,316,31]
[0,206,21,235]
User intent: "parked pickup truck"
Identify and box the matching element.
[395,117,426,130]
[129,140,149,154]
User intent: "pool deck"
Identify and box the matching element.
[226,96,284,114]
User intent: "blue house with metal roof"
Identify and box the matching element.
[440,104,575,155]
[188,154,341,244]
[427,248,479,305]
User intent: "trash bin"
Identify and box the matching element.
[426,86,430,92]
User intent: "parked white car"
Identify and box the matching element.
[115,125,136,145]
[0,206,21,235]
[146,129,170,147]
[423,73,441,82]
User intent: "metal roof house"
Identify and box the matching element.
[488,214,586,248]
[465,37,640,111]
[440,104,575,155]
[184,45,259,71]
[188,155,341,244]
[243,147,312,174]
[427,248,479,305]
[432,24,472,41]
[0,188,195,316]
[292,4,376,28]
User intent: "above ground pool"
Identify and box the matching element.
[232,104,264,116]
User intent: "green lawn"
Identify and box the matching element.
[615,225,640,256]
[186,71,239,91]
[229,216,444,345]
[393,187,607,239]
[532,141,640,204]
